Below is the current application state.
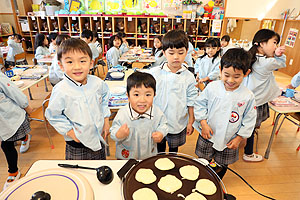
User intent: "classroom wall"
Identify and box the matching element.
[225,0,300,19]
[0,0,17,33]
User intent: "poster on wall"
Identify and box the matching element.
[285,28,298,48]
[105,0,122,13]
[123,0,142,12]
[144,0,161,10]
[211,19,222,33]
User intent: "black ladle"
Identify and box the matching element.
[58,164,114,184]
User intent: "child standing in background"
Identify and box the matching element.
[149,35,166,68]
[81,30,100,61]
[193,48,256,179]
[106,34,122,68]
[1,72,33,190]
[184,37,195,71]
[92,31,102,55]
[220,35,231,56]
[34,33,50,60]
[194,38,221,85]
[150,30,198,153]
[110,72,168,159]
[243,29,286,162]
[48,33,58,54]
[6,34,27,66]
[49,34,71,86]
[45,38,110,160]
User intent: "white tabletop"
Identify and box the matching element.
[26,160,127,200]
[20,73,49,91]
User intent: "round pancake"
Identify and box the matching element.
[154,158,175,171]
[157,174,182,194]
[132,188,158,200]
[185,192,207,200]
[135,168,157,184]
[195,179,217,195]
[179,165,199,180]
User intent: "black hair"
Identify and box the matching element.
[14,34,22,41]
[200,37,221,63]
[81,29,93,41]
[248,29,280,69]
[92,31,99,40]
[127,71,156,96]
[221,35,230,42]
[34,33,46,50]
[57,38,92,61]
[117,32,126,38]
[152,35,163,56]
[108,34,122,49]
[56,34,71,46]
[221,48,251,75]
[162,30,188,51]
[49,32,58,42]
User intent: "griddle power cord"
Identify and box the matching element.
[221,165,276,200]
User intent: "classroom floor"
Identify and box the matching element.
[1,54,300,200]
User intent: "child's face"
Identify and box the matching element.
[14,38,21,43]
[220,40,228,47]
[205,46,220,58]
[260,36,278,57]
[221,66,249,91]
[163,47,187,69]
[81,37,89,44]
[58,50,93,85]
[154,38,162,49]
[44,37,49,46]
[52,39,56,45]
[113,38,121,48]
[128,85,155,114]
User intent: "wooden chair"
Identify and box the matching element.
[0,56,5,72]
[14,52,26,62]
[29,93,54,149]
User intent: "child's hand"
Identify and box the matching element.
[25,105,34,115]
[226,135,243,149]
[286,84,295,89]
[186,123,194,135]
[102,118,110,140]
[275,46,285,57]
[116,123,130,139]
[152,132,164,143]
[199,77,209,84]
[200,120,213,139]
[66,129,80,143]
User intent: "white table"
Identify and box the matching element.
[37,55,54,64]
[119,49,155,63]
[26,160,127,200]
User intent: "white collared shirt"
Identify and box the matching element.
[128,103,153,120]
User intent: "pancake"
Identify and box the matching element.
[132,188,158,200]
[154,158,175,171]
[157,174,182,194]
[135,168,157,184]
[195,179,217,195]
[179,165,199,180]
[185,192,207,200]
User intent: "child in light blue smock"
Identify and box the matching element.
[149,35,166,68]
[45,38,110,160]
[0,72,33,190]
[48,32,58,54]
[81,29,100,61]
[110,72,168,159]
[49,34,70,86]
[194,37,221,85]
[243,29,286,162]
[287,71,300,89]
[194,48,257,179]
[117,32,130,55]
[34,33,50,60]
[6,34,27,66]
[184,41,194,69]
[150,30,198,153]
[106,34,122,68]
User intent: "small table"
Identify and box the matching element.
[26,160,127,200]
[264,97,300,159]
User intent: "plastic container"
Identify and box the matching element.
[45,6,60,16]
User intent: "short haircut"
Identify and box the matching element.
[108,34,122,49]
[221,35,230,42]
[14,34,22,41]
[127,71,156,95]
[221,48,251,75]
[57,38,92,61]
[56,34,71,46]
[162,30,188,51]
[81,29,93,41]
[49,33,58,42]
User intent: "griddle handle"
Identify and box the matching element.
[117,159,139,181]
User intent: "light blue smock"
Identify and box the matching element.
[194,55,221,80]
[49,54,64,85]
[151,49,166,68]
[119,43,129,55]
[0,72,28,141]
[243,54,286,106]
[45,74,111,151]
[291,71,300,88]
[35,46,50,60]
[150,64,198,133]
[88,43,100,61]
[106,46,121,68]
[193,80,257,151]
[110,104,168,160]
[6,40,24,62]
[184,42,194,68]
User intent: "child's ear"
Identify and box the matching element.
[244,69,251,77]
[90,59,94,69]
[58,61,65,71]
